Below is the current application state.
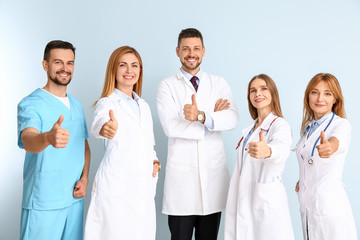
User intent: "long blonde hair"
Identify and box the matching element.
[247,74,283,120]
[301,73,346,133]
[95,46,143,105]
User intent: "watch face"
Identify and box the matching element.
[198,112,203,121]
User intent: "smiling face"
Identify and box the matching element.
[115,53,140,95]
[308,80,336,120]
[42,48,75,86]
[249,78,272,113]
[176,37,205,75]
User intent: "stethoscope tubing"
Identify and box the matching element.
[310,112,335,158]
[292,112,335,165]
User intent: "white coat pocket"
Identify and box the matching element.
[253,181,284,210]
[317,183,348,216]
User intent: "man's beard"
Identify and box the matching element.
[181,59,202,71]
[49,72,72,86]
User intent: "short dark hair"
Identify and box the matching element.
[43,40,76,61]
[177,28,204,47]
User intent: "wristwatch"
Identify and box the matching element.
[197,111,204,121]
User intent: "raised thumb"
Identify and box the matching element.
[55,115,64,128]
[320,131,326,144]
[259,130,265,142]
[109,110,116,122]
[191,94,197,106]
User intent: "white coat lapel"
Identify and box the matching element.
[177,70,197,93]
[138,99,149,133]
[260,112,277,132]
[243,112,276,148]
[241,120,257,140]
[119,99,139,122]
[194,73,209,110]
[305,116,332,146]
[240,119,257,158]
[109,92,139,122]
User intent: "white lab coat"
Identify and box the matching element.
[84,91,158,240]
[296,115,357,240]
[157,70,239,215]
[224,113,295,240]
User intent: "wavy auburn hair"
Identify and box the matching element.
[95,46,143,105]
[301,73,346,133]
[247,74,283,120]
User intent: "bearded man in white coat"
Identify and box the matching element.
[157,28,239,240]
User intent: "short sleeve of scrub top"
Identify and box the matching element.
[83,117,89,140]
[17,97,43,149]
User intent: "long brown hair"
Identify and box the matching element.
[95,46,143,105]
[247,74,283,120]
[301,73,346,133]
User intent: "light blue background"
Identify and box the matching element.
[1,0,359,239]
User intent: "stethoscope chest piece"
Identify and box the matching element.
[308,158,314,165]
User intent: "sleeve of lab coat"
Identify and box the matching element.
[329,118,351,154]
[157,80,205,140]
[152,139,158,161]
[209,78,239,132]
[265,118,292,164]
[148,104,159,161]
[91,97,114,139]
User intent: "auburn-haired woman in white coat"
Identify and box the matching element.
[84,46,160,240]
[224,74,294,240]
[295,73,357,240]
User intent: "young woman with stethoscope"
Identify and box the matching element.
[294,73,357,240]
[224,74,294,240]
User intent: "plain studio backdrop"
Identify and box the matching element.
[1,0,359,239]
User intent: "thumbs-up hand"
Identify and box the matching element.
[316,131,333,158]
[183,94,200,122]
[100,110,118,139]
[47,115,70,148]
[248,130,271,159]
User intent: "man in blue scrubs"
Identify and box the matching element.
[17,40,90,240]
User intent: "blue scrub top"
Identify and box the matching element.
[17,88,89,210]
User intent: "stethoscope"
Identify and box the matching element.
[292,112,335,165]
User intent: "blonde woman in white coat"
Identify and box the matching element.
[84,46,160,240]
[295,73,357,240]
[225,74,294,240]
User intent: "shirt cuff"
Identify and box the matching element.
[204,112,214,135]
